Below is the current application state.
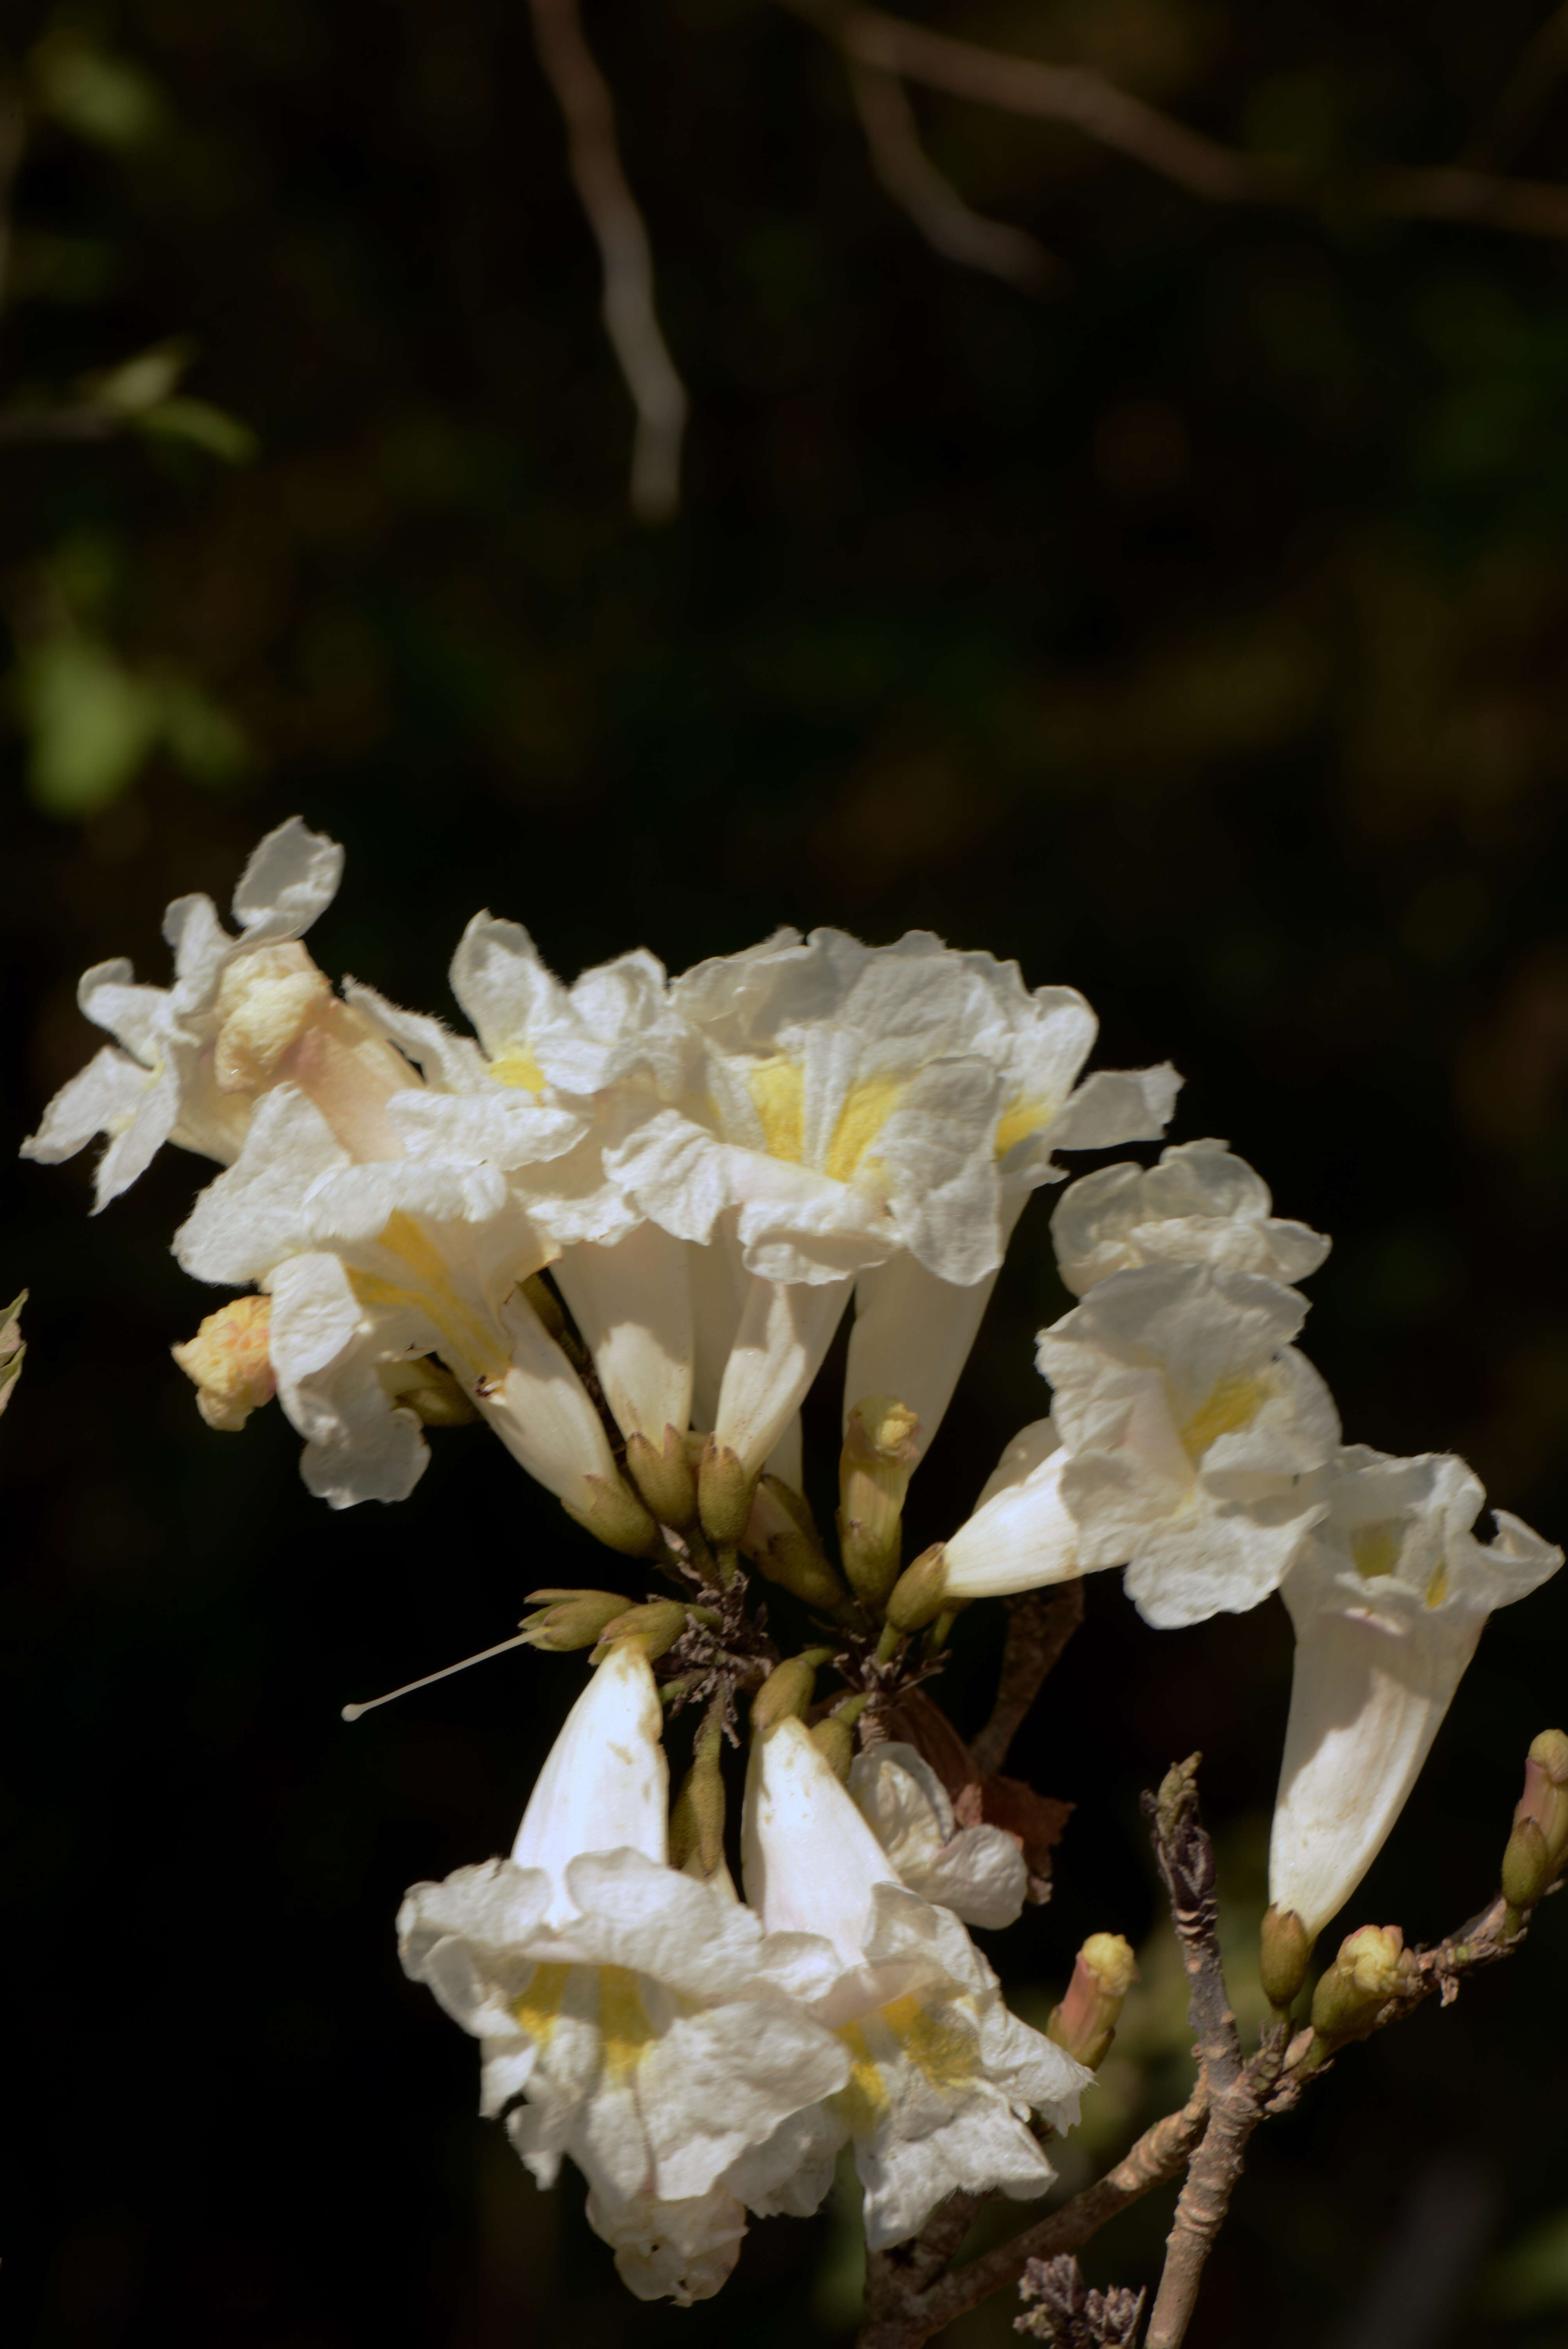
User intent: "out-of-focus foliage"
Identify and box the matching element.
[4,1,1568,2345]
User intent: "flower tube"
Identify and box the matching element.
[399,1646,849,2304]
[941,1420,1080,1600]
[732,1718,1090,2249]
[1269,1445,1562,1942]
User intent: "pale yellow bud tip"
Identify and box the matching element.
[172,1294,275,1431]
[1080,1931,1138,2001]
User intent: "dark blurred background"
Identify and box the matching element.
[4,1,1568,2343]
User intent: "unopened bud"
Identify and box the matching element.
[1515,1729,1568,1881]
[669,1716,727,1880]
[518,1589,631,1651]
[625,1425,698,1531]
[751,1650,832,1736]
[838,1396,921,1611]
[1047,1934,1137,2071]
[1310,1923,1407,2044]
[592,1598,694,1664]
[172,1294,276,1432]
[1259,1904,1313,2012]
[1502,1816,1552,1914]
[885,1545,948,1635]
[811,1696,867,1782]
[699,1439,756,1547]
[378,1354,479,1426]
[742,1476,849,1613]
[563,1472,660,1558]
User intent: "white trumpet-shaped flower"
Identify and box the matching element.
[1051,1139,1330,1298]
[174,1087,649,1535]
[1033,1263,1340,1627]
[732,1718,1090,2250]
[398,1647,850,2304]
[1269,1445,1562,1940]
[848,1742,1029,1929]
[20,819,413,1205]
[823,949,1178,1465]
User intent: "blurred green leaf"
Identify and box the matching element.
[27,27,166,151]
[135,394,258,464]
[82,339,194,417]
[1488,2208,1568,2315]
[17,635,162,818]
[14,634,252,817]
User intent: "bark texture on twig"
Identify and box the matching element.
[526,0,687,521]
[848,61,1057,289]
[782,0,1568,243]
[1139,1757,1258,2349]
[972,1583,1086,1776]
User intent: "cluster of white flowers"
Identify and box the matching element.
[26,821,1563,2299]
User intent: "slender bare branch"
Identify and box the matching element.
[1139,1757,1259,2349]
[525,0,688,521]
[1465,1,1568,168]
[971,1582,1085,1777]
[782,0,1568,243]
[847,60,1056,289]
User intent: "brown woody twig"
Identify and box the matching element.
[970,1582,1085,1777]
[525,0,688,521]
[847,60,1057,290]
[783,0,1568,244]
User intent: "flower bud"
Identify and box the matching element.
[699,1438,757,1548]
[562,1472,661,1558]
[625,1424,698,1532]
[742,1476,850,1613]
[837,1396,921,1611]
[810,1696,867,1782]
[1502,1816,1551,1914]
[750,1650,831,1736]
[172,1294,276,1431]
[592,1599,694,1664]
[1309,1923,1407,2044]
[1515,1729,1568,1880]
[1259,1903,1313,2012]
[378,1355,480,1426]
[1047,1934,1137,2071]
[518,1590,632,1651]
[884,1544,949,1635]
[669,1716,727,1880]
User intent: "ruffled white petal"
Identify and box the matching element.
[1052,1138,1330,1297]
[1037,1262,1339,1627]
[850,1743,1028,1928]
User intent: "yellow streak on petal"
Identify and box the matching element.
[1178,1372,1267,1462]
[512,1960,572,2048]
[350,1210,510,1386]
[747,1055,805,1163]
[881,1993,980,2096]
[1350,1523,1401,1581]
[825,1072,906,1184]
[1425,1559,1450,1609]
[994,1094,1052,1160]
[598,1964,658,2082]
[832,2019,890,2135]
[489,1046,548,1094]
